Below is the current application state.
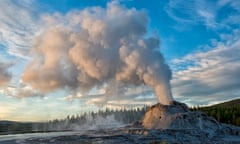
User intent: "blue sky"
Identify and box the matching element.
[0,0,240,121]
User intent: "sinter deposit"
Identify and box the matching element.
[142,101,220,130]
[135,101,240,136]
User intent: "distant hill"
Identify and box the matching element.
[0,120,38,135]
[209,98,240,107]
[0,120,15,124]
[191,98,240,126]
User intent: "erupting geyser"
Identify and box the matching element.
[22,2,173,105]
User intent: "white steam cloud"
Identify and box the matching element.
[22,2,173,105]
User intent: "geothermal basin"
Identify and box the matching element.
[1,101,240,144]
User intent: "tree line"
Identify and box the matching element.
[34,106,148,131]
[191,103,240,126]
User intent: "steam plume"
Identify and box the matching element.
[22,2,173,105]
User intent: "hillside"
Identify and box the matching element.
[208,98,240,107]
[191,98,240,126]
[0,121,35,135]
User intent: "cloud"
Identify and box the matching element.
[165,0,240,105]
[62,93,84,102]
[62,83,155,107]
[171,30,240,105]
[0,0,39,59]
[165,0,198,24]
[22,2,173,105]
[0,61,12,86]
[165,0,240,30]
[106,99,155,109]
[85,86,155,107]
[165,0,216,27]
[0,83,43,98]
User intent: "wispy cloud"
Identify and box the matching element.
[61,85,155,107]
[164,0,240,105]
[164,0,240,30]
[171,30,240,105]
[0,81,43,98]
[86,88,155,107]
[0,0,40,59]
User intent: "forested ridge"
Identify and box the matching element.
[191,99,240,126]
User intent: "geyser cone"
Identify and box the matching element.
[142,101,222,131]
[142,101,188,129]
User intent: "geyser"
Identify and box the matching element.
[22,1,173,105]
[139,101,240,134]
[127,102,240,143]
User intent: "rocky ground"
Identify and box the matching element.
[0,128,239,144]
